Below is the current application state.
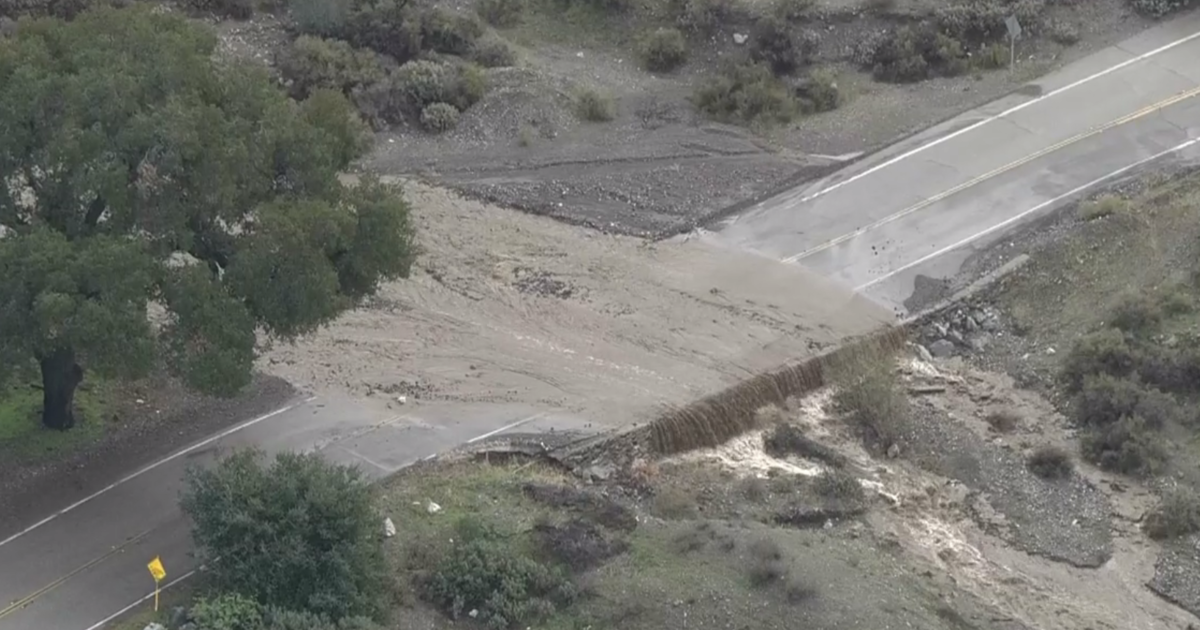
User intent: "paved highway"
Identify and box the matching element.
[710,11,1200,314]
[7,12,1200,630]
[0,393,588,630]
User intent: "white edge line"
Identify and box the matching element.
[0,395,317,550]
[798,29,1200,205]
[856,137,1200,290]
[83,570,197,630]
[466,412,548,444]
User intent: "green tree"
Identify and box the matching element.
[181,449,388,621]
[0,7,415,430]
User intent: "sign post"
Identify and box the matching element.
[147,556,167,612]
[1004,15,1023,71]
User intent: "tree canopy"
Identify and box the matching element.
[0,6,415,429]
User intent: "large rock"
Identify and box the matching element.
[928,339,956,358]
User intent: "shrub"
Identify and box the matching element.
[1139,344,1200,395]
[829,352,908,452]
[1144,487,1200,540]
[425,518,577,630]
[180,449,387,621]
[1078,195,1128,221]
[476,0,524,26]
[1060,328,1137,392]
[469,34,516,67]
[795,67,840,113]
[746,537,788,587]
[185,0,253,19]
[1128,0,1196,18]
[420,102,460,133]
[693,62,798,126]
[420,8,484,56]
[1108,292,1164,335]
[638,27,688,73]
[671,0,748,36]
[749,17,812,76]
[812,470,864,502]
[191,593,263,630]
[933,1,1006,42]
[971,42,1008,70]
[985,409,1021,432]
[865,26,969,83]
[1074,375,1185,430]
[393,60,486,116]
[342,0,423,64]
[279,36,388,99]
[741,476,770,501]
[289,0,353,36]
[1045,18,1080,45]
[575,88,616,121]
[1080,414,1168,476]
[1026,445,1073,480]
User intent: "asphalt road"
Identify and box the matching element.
[0,393,589,630]
[709,11,1200,315]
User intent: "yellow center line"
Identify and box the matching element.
[784,84,1200,263]
[0,527,156,620]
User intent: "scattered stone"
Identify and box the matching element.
[733,33,748,45]
[887,443,901,459]
[585,463,615,482]
[426,500,442,514]
[914,343,934,362]
[929,339,956,357]
[143,624,167,630]
[384,517,396,538]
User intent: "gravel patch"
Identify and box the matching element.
[901,403,1113,568]
[1148,536,1200,618]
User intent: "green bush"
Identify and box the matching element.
[829,351,908,452]
[424,518,578,630]
[191,593,263,630]
[1026,445,1073,480]
[863,26,969,83]
[476,0,525,25]
[420,102,460,133]
[278,36,388,99]
[1071,374,1184,430]
[1144,487,1200,540]
[1045,18,1080,45]
[575,87,616,121]
[1080,414,1168,476]
[342,0,423,64]
[795,67,840,113]
[393,60,486,116]
[933,1,1006,42]
[670,0,748,36]
[693,62,798,126]
[184,0,253,19]
[0,0,93,19]
[288,0,353,36]
[746,537,789,587]
[749,17,817,76]
[420,7,484,56]
[1108,292,1164,336]
[180,450,388,622]
[1078,195,1128,221]
[812,470,864,502]
[1060,328,1137,392]
[1128,0,1195,17]
[638,27,688,73]
[469,34,516,67]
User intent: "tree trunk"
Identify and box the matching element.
[40,348,84,431]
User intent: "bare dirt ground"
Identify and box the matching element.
[215,0,1165,237]
[260,180,893,421]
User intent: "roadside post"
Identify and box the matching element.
[1005,15,1022,71]
[147,556,167,612]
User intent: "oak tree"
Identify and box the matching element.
[0,6,415,430]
